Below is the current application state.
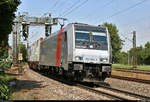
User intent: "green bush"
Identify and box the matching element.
[0,60,13,100]
[0,60,12,71]
[20,62,27,67]
[0,78,12,100]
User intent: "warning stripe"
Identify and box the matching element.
[56,28,65,67]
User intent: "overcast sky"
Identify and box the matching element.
[9,0,150,52]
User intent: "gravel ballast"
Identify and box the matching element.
[15,66,110,100]
[12,65,150,100]
[105,77,150,97]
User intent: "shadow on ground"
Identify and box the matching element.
[12,79,48,92]
[31,68,111,88]
[5,73,20,76]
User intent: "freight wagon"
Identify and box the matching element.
[28,23,112,82]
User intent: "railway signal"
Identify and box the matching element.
[22,23,29,40]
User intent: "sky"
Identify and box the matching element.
[9,0,150,52]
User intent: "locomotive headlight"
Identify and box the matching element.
[89,45,94,48]
[100,58,108,62]
[75,56,79,61]
[103,58,108,62]
[75,56,83,61]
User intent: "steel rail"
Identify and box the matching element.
[97,84,150,100]
[76,84,128,100]
[31,68,127,100]
[111,75,150,84]
[30,68,150,100]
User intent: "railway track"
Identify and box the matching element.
[112,68,150,84]
[76,83,128,100]
[113,68,150,74]
[96,83,150,100]
[31,68,150,100]
[111,75,150,84]
[75,82,150,100]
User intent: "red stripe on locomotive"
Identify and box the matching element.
[56,28,65,67]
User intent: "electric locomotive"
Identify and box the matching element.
[28,23,112,82]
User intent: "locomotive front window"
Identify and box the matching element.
[76,31,90,42]
[75,31,90,49]
[75,30,108,50]
[92,32,107,43]
[93,35,107,43]
[92,32,108,50]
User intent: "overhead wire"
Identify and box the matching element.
[102,0,115,7]
[62,0,89,17]
[119,15,150,43]
[96,0,148,50]
[50,0,59,12]
[79,0,115,20]
[41,0,62,17]
[117,14,150,45]
[120,25,150,51]
[119,32,136,51]
[95,0,148,24]
[120,35,133,50]
[119,33,133,42]
[52,0,67,16]
[59,0,81,17]
[121,15,150,28]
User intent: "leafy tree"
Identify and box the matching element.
[0,46,8,59]
[0,0,21,58]
[145,42,150,48]
[117,52,128,64]
[128,42,150,65]
[103,22,123,63]
[136,46,144,65]
[144,42,150,65]
[19,43,27,62]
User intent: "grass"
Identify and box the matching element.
[112,64,150,71]
[137,66,150,71]
[112,64,132,69]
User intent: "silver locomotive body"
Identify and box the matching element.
[28,38,43,69]
[28,23,112,82]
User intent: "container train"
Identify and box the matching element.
[28,23,112,82]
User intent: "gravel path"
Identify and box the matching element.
[105,77,150,97]
[11,65,150,100]
[12,65,110,100]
